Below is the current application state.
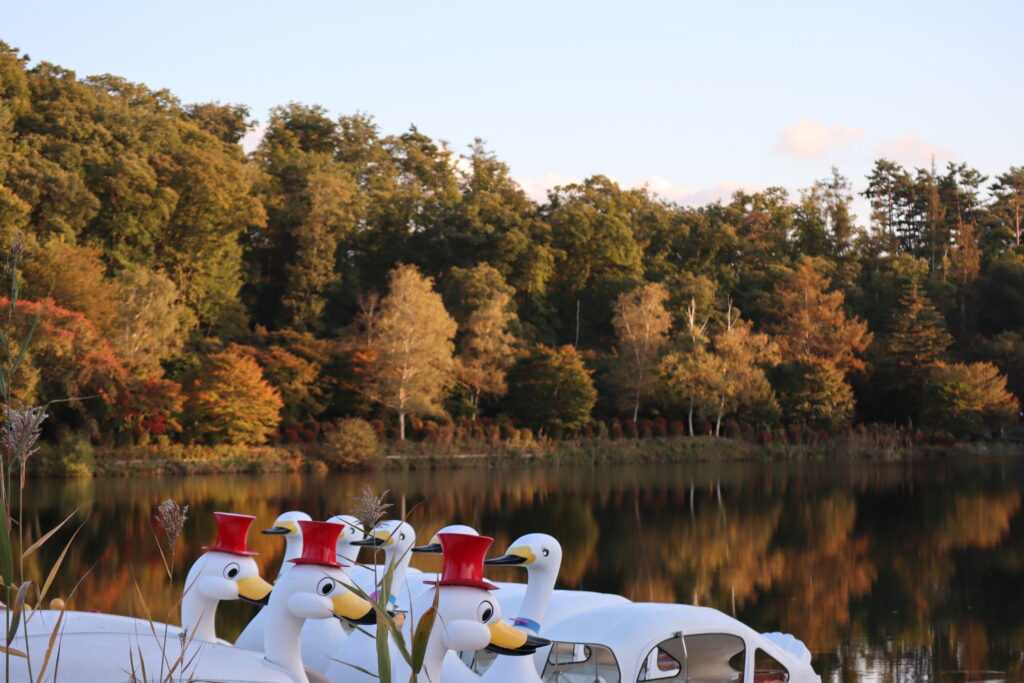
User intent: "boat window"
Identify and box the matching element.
[542,641,622,682]
[752,649,789,682]
[637,643,681,680]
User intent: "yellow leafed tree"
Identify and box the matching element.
[366,264,457,439]
[611,282,672,421]
[456,291,518,419]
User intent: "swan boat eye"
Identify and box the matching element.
[477,601,494,623]
[317,577,336,596]
[542,548,550,557]
[223,562,241,579]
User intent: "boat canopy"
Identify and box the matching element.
[539,602,818,682]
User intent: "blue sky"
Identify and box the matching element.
[4,0,1022,214]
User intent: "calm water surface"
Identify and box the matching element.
[22,458,1024,682]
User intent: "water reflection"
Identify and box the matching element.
[22,458,1024,681]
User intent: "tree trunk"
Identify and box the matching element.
[399,411,406,440]
[715,396,725,437]
[687,397,695,437]
[632,391,640,423]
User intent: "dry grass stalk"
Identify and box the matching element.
[154,500,188,578]
[348,486,392,533]
[3,405,47,483]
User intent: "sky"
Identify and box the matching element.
[4,0,1022,217]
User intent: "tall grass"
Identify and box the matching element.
[0,233,89,681]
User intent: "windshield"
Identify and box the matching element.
[542,641,622,683]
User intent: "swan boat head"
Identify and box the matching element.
[412,524,479,554]
[262,510,312,575]
[182,512,273,643]
[325,513,365,567]
[430,533,549,658]
[264,520,377,682]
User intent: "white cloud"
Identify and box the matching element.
[515,173,760,207]
[634,176,763,206]
[515,173,581,201]
[877,134,956,166]
[776,117,864,159]
[240,122,268,154]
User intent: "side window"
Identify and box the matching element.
[637,642,682,681]
[683,633,746,683]
[543,642,622,683]
[753,649,790,682]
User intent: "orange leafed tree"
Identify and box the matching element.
[183,351,283,445]
[0,296,126,410]
[766,257,872,373]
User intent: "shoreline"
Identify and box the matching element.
[31,436,1024,478]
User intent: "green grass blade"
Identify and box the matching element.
[38,515,87,604]
[0,504,14,586]
[22,507,79,559]
[376,620,391,683]
[410,604,436,674]
[7,580,31,644]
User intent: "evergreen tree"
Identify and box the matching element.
[878,282,953,424]
[506,345,596,434]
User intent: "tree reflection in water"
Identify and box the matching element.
[22,458,1024,681]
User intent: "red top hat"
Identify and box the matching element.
[289,520,345,568]
[202,512,259,556]
[432,533,498,590]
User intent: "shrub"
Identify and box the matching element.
[37,435,95,477]
[319,418,382,471]
[653,417,668,438]
[669,420,685,437]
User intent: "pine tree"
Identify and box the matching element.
[880,282,953,424]
[767,257,872,374]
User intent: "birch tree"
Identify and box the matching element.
[611,283,672,421]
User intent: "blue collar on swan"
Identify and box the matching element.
[509,616,541,634]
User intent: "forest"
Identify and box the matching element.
[1,41,1023,456]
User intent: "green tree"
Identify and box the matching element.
[455,291,518,419]
[610,283,672,421]
[774,359,855,429]
[923,362,1019,436]
[987,167,1024,248]
[183,351,282,445]
[543,176,645,344]
[506,345,597,434]
[877,282,953,424]
[364,264,457,439]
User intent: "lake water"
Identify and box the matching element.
[18,457,1024,682]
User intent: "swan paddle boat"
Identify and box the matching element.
[325,532,549,683]
[3,512,328,682]
[299,514,368,673]
[235,510,313,651]
[348,518,417,610]
[537,602,820,683]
